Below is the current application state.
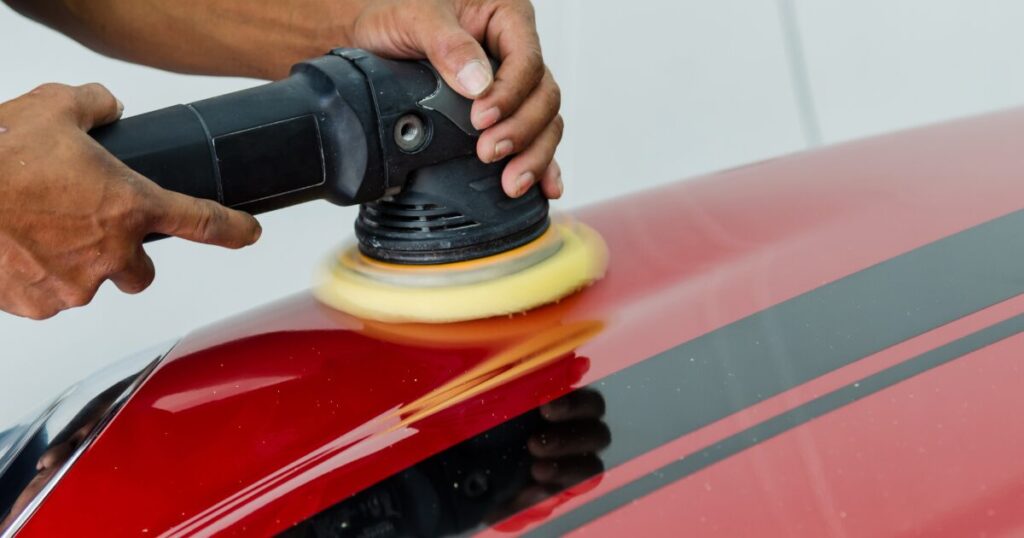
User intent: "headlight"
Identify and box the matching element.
[0,341,177,536]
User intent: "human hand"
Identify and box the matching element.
[350,0,564,199]
[527,389,610,490]
[487,388,610,526]
[0,83,262,320]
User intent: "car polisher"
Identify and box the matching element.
[90,49,608,323]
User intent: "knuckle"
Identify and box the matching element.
[439,33,481,60]
[59,284,95,309]
[117,182,156,229]
[448,38,479,60]
[495,55,543,107]
[31,82,69,96]
[9,301,38,320]
[64,293,89,309]
[24,307,57,321]
[552,114,565,138]
[80,82,112,97]
[513,57,546,103]
[32,83,76,110]
[526,47,545,70]
[546,80,562,110]
[498,0,537,23]
[509,130,529,149]
[192,202,218,242]
[517,0,538,20]
[82,82,118,109]
[513,49,545,86]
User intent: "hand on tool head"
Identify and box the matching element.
[350,0,563,200]
[487,388,610,526]
[528,388,609,488]
[0,83,262,320]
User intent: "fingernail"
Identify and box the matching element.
[115,99,124,117]
[473,107,501,130]
[555,170,564,197]
[0,126,7,134]
[494,140,514,161]
[515,172,535,196]
[457,60,493,97]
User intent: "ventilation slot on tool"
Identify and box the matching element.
[359,200,480,234]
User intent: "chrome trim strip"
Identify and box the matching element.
[0,341,176,537]
[0,391,69,480]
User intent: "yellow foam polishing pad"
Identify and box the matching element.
[314,220,609,323]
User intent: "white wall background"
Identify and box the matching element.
[3,0,1024,425]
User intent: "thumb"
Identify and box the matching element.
[418,11,493,98]
[151,190,262,249]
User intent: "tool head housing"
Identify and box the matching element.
[303,49,551,265]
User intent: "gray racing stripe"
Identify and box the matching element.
[528,312,1024,536]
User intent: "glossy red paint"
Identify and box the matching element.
[480,289,1024,537]
[577,328,1024,537]
[21,108,1024,536]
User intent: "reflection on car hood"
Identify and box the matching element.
[0,343,170,536]
[19,109,1024,536]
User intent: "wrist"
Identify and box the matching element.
[233,0,373,79]
[338,0,372,48]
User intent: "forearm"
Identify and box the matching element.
[6,0,563,203]
[4,0,367,79]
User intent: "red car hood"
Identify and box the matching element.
[21,109,1024,536]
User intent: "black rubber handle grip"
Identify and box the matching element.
[90,75,329,216]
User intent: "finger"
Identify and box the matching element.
[472,3,545,130]
[539,160,563,199]
[531,455,605,487]
[501,115,564,198]
[109,246,155,295]
[528,420,611,458]
[69,83,123,130]
[540,389,606,422]
[37,443,74,472]
[476,70,560,163]
[417,8,493,98]
[151,190,262,249]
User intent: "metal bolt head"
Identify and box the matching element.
[394,114,427,152]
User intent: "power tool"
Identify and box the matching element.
[91,49,607,323]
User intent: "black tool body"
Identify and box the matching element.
[90,49,549,264]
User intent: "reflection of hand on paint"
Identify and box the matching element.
[280,356,606,537]
[0,414,103,532]
[488,388,610,529]
[35,418,96,473]
[530,389,610,485]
